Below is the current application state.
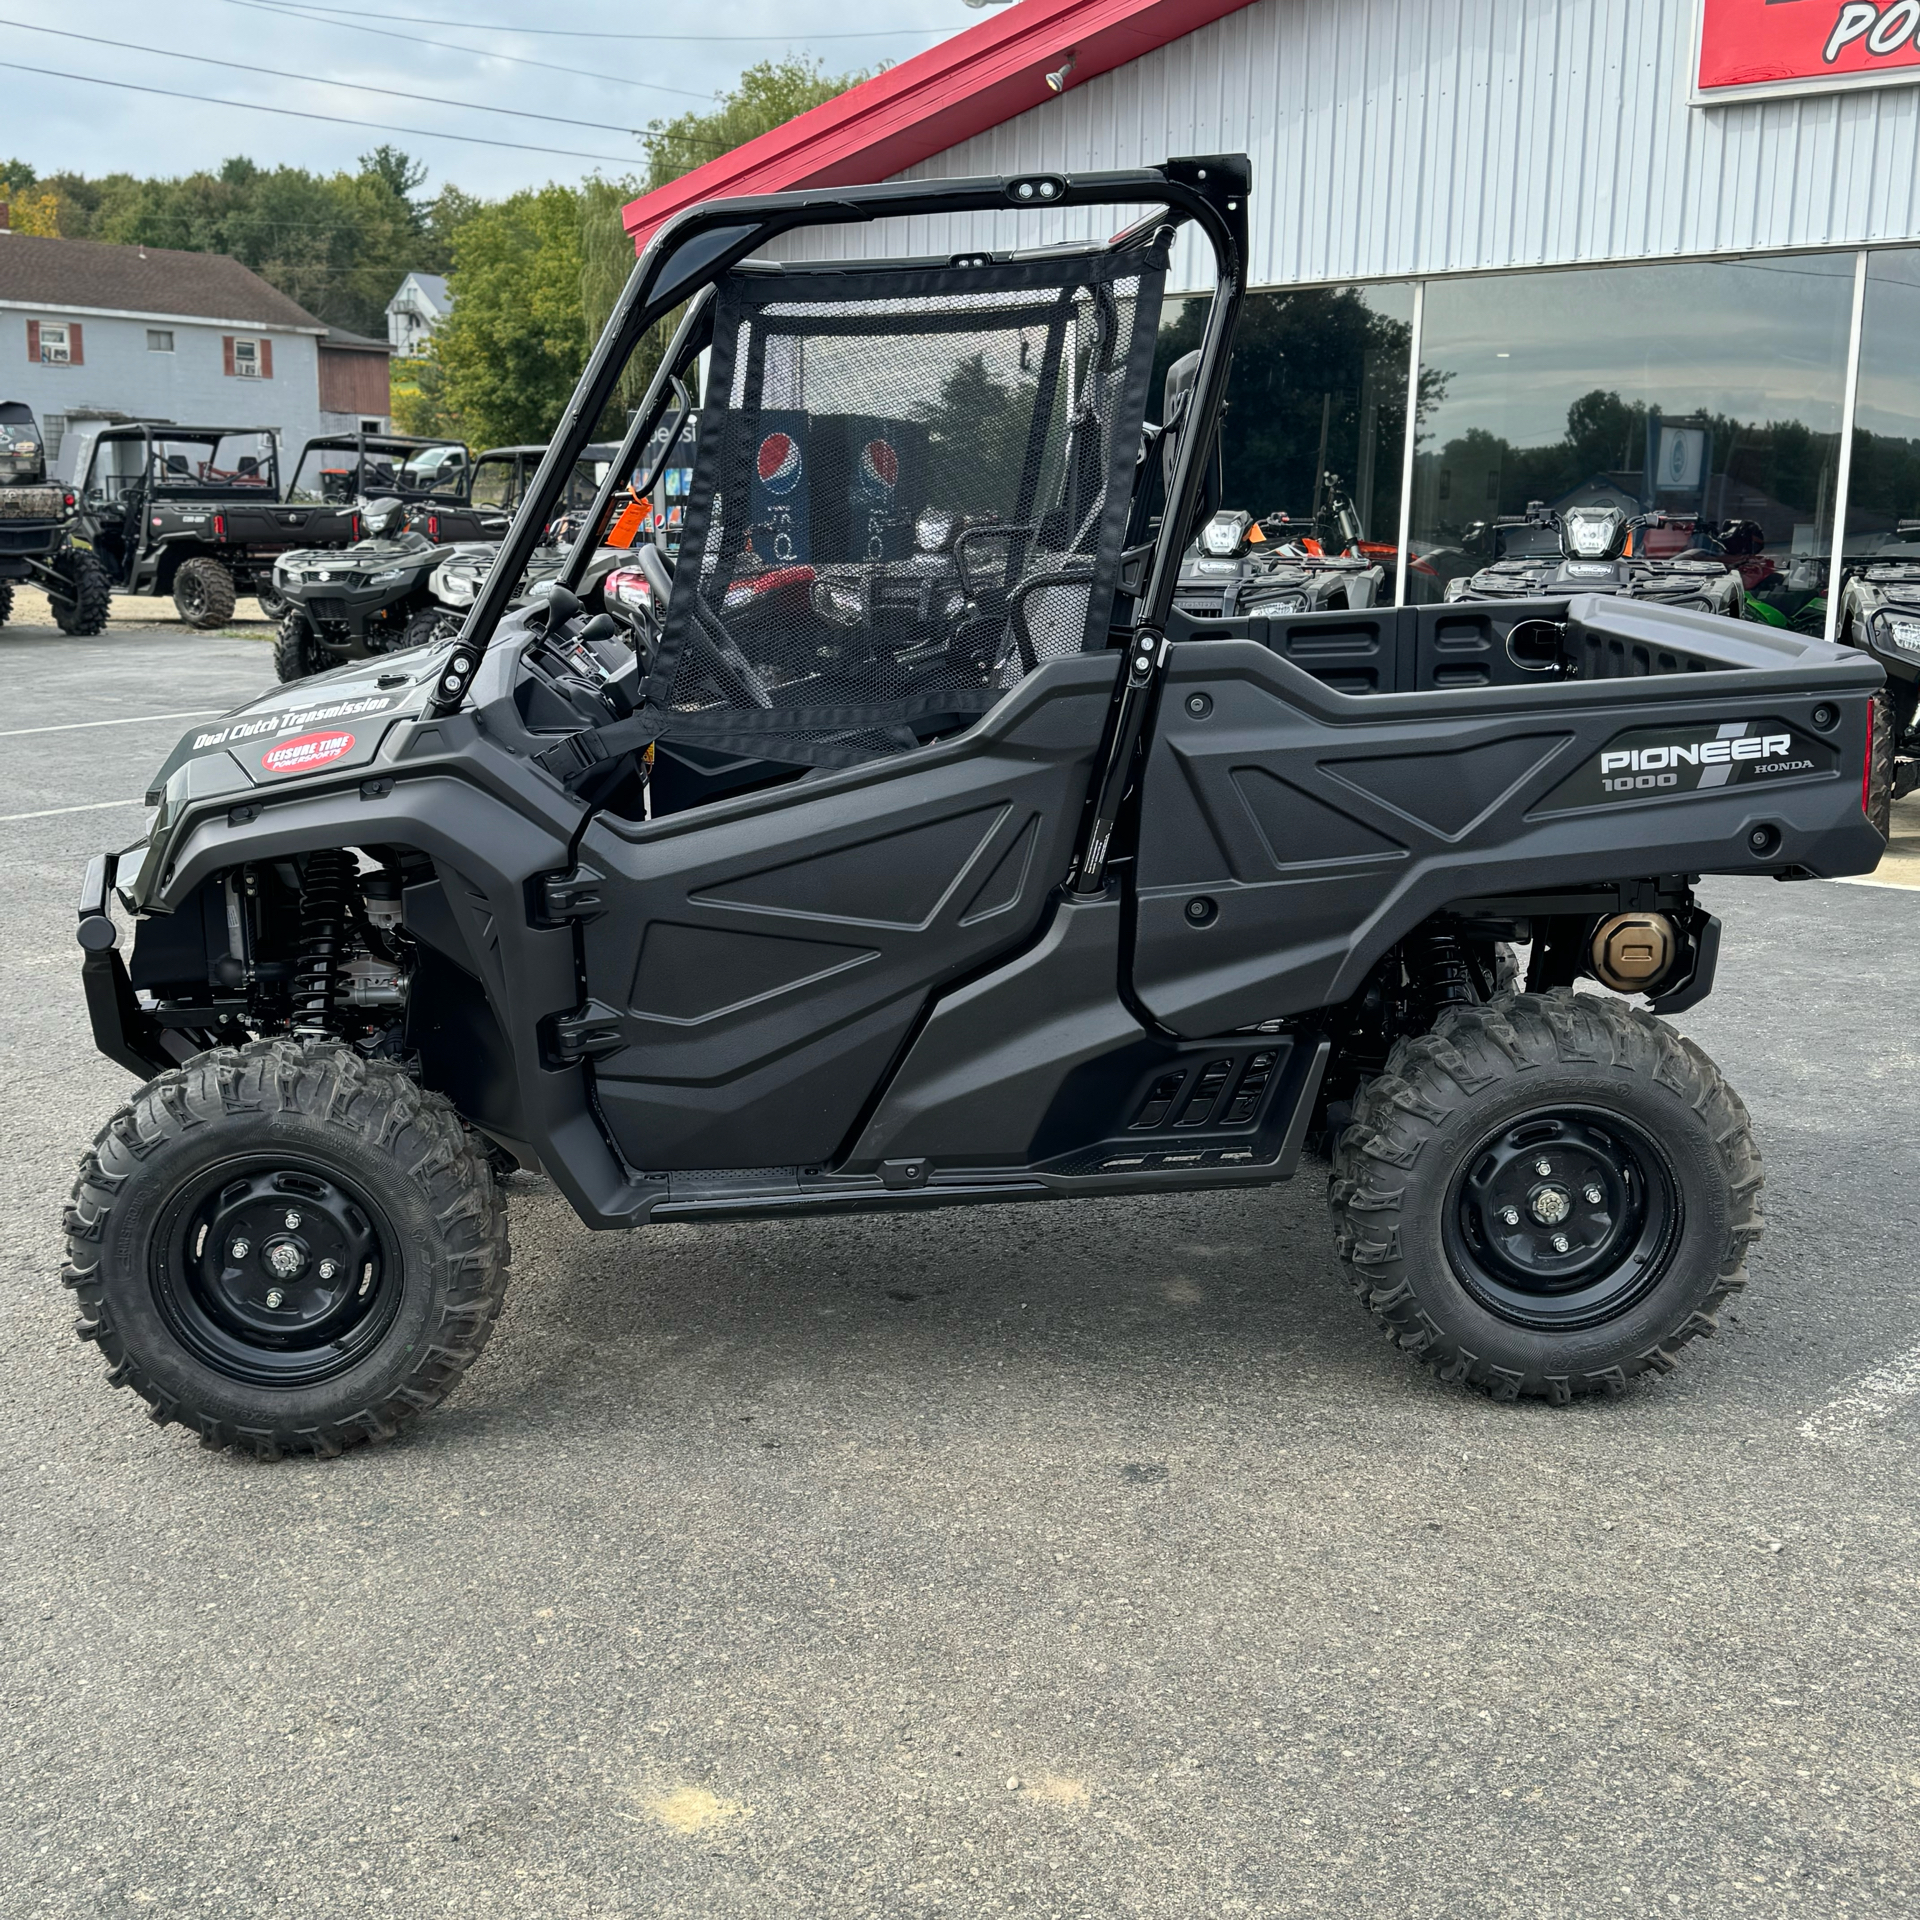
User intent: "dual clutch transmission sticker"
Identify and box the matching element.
[1535,716,1836,813]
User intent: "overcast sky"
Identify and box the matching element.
[0,0,978,199]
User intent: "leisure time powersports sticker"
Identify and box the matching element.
[1535,716,1836,812]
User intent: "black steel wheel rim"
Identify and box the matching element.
[151,1155,403,1386]
[177,573,206,617]
[1442,1106,1682,1330]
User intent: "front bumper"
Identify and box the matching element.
[77,852,173,1079]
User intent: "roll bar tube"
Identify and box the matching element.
[425,157,1252,717]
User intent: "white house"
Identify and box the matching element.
[0,227,391,478]
[386,272,451,357]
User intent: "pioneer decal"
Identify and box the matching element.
[1536,717,1836,812]
[259,729,355,776]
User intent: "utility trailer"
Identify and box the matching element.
[62,156,1886,1458]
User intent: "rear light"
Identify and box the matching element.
[428,515,440,541]
[63,490,75,509]
[605,568,650,608]
[213,513,226,541]
[1863,697,1876,819]
[350,513,362,541]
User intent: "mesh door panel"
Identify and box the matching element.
[646,250,1166,767]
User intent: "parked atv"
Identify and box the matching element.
[1443,501,1748,621]
[269,499,452,680]
[1174,506,1385,619]
[0,401,109,633]
[425,525,629,645]
[66,157,1889,1461]
[68,422,357,627]
[1833,521,1920,816]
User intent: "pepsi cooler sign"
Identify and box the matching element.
[742,414,927,568]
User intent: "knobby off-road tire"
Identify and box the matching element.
[1867,687,1896,841]
[274,610,326,683]
[172,555,237,630]
[48,549,112,635]
[0,579,13,627]
[1328,989,1761,1403]
[403,609,458,652]
[255,581,291,621]
[61,1039,509,1458]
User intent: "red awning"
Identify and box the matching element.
[621,0,1260,253]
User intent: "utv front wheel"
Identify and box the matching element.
[49,550,112,635]
[62,1040,509,1457]
[172,555,237,629]
[274,610,328,682]
[1328,990,1760,1402]
[255,582,290,621]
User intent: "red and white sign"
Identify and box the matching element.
[1698,0,1920,101]
[260,729,355,775]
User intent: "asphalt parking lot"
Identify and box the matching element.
[3,614,1918,1919]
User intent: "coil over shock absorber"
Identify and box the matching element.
[292,849,353,1036]
[1413,926,1475,1014]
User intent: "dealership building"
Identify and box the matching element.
[624,0,1920,622]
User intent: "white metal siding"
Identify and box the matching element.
[772,0,1920,290]
[1,313,330,480]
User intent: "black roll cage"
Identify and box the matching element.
[430,158,1251,727]
[82,422,283,503]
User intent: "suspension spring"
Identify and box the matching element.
[1415,927,1476,1013]
[292,849,353,1035]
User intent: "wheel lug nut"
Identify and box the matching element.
[265,1288,285,1309]
[318,1259,339,1281]
[1500,1207,1520,1226]
[1551,1233,1570,1253]
[284,1210,302,1230]
[1584,1184,1603,1205]
[1534,1158,1552,1178]
[230,1238,250,1259]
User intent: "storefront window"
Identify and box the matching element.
[1408,256,1856,619]
[1843,249,1920,557]
[1155,283,1414,571]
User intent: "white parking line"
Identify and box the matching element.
[0,797,146,823]
[0,709,222,739]
[1800,1339,1920,1442]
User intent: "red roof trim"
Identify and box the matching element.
[621,0,1260,252]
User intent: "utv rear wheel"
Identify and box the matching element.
[61,1040,509,1458]
[48,550,112,635]
[0,580,12,627]
[274,610,327,682]
[1328,990,1760,1402]
[1867,688,1895,840]
[172,555,237,629]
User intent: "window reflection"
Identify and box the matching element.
[1409,256,1855,625]
[1154,283,1414,575]
[1845,249,1920,557]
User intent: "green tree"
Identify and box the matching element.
[429,183,590,447]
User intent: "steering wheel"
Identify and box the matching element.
[637,541,774,710]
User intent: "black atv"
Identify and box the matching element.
[1832,519,1920,819]
[66,157,1888,1459]
[68,422,358,628]
[0,400,110,634]
[269,499,452,680]
[1443,501,1749,626]
[1174,506,1386,619]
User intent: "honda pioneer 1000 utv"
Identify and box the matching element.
[65,159,1889,1457]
